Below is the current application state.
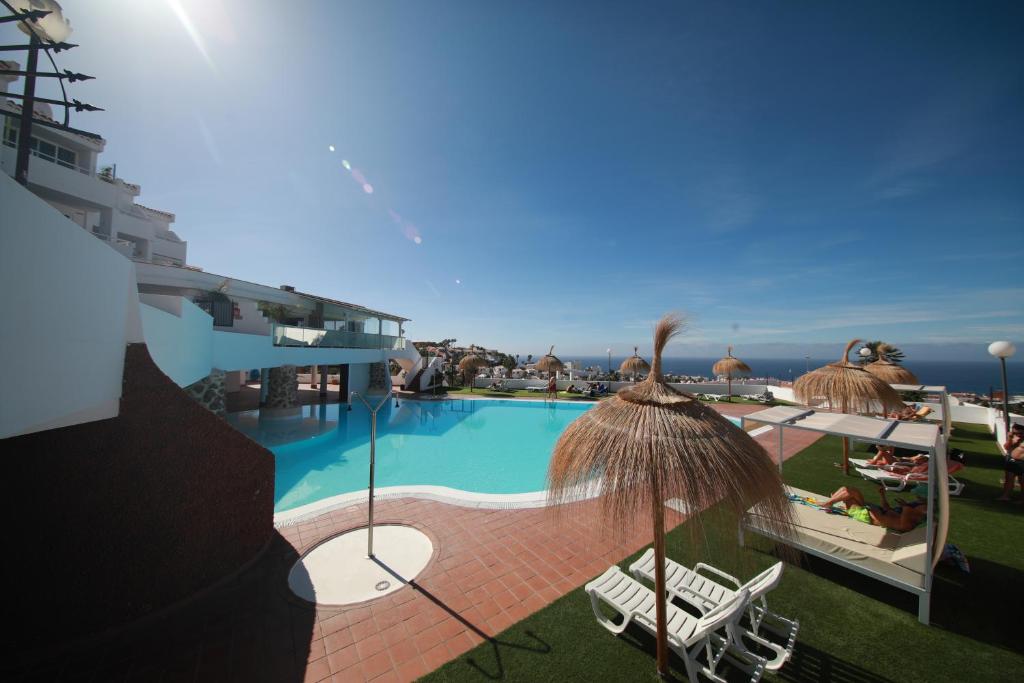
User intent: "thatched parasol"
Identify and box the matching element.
[712,345,751,402]
[547,314,793,677]
[864,343,919,385]
[458,354,487,393]
[535,345,565,378]
[794,339,904,474]
[619,346,650,381]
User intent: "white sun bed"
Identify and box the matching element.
[585,566,764,683]
[629,550,798,672]
[743,486,929,591]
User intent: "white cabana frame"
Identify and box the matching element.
[739,403,950,625]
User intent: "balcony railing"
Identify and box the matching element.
[272,324,406,350]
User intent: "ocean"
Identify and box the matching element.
[566,356,1023,396]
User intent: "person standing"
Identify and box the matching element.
[996,422,1024,502]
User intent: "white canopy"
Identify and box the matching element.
[741,403,950,625]
[742,406,941,452]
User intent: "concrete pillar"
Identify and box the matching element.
[320,366,328,398]
[259,368,271,406]
[310,364,317,389]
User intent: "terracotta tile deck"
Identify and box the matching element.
[10,404,820,683]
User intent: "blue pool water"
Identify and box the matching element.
[227,398,742,513]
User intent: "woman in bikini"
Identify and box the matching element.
[818,484,927,532]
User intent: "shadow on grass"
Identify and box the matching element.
[410,581,552,680]
[778,640,896,683]
[767,548,1024,654]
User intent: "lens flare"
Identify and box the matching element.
[413,236,422,244]
[342,159,352,170]
[328,145,335,152]
[362,183,374,194]
[455,279,462,285]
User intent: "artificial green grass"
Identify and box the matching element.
[420,422,1024,682]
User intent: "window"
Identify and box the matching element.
[2,119,16,148]
[3,121,83,172]
[57,147,77,169]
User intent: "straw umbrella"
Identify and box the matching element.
[794,339,904,474]
[864,343,919,385]
[619,346,650,381]
[535,345,564,377]
[458,354,487,393]
[547,314,793,677]
[712,345,751,402]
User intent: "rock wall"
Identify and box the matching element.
[266,365,298,408]
[4,344,275,650]
[184,368,226,416]
[368,361,388,390]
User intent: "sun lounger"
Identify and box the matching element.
[629,550,798,672]
[585,566,764,682]
[524,386,547,392]
[850,456,927,470]
[856,461,965,496]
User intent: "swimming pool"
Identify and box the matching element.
[226,398,741,513]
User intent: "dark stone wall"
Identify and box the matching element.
[184,367,227,416]
[4,344,275,651]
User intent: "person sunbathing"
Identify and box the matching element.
[887,404,918,420]
[818,485,926,532]
[865,445,898,466]
[864,446,931,468]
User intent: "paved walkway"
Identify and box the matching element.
[14,404,821,682]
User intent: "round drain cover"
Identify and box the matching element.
[287,525,432,605]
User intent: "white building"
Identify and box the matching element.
[0,61,428,439]
[1,60,187,266]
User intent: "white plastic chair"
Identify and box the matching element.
[585,566,765,683]
[629,550,798,672]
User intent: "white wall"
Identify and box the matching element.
[217,299,271,336]
[139,300,214,387]
[0,173,137,438]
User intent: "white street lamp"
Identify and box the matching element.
[988,341,1017,438]
[11,0,72,42]
[859,346,872,365]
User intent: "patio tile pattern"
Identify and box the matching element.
[8,404,819,682]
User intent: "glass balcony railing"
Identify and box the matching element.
[272,324,406,350]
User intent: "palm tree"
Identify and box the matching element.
[860,341,905,365]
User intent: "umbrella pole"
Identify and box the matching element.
[727,375,732,402]
[842,436,850,476]
[652,489,669,677]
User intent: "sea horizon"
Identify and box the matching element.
[559,356,1022,395]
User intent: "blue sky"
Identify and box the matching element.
[12,1,1023,359]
